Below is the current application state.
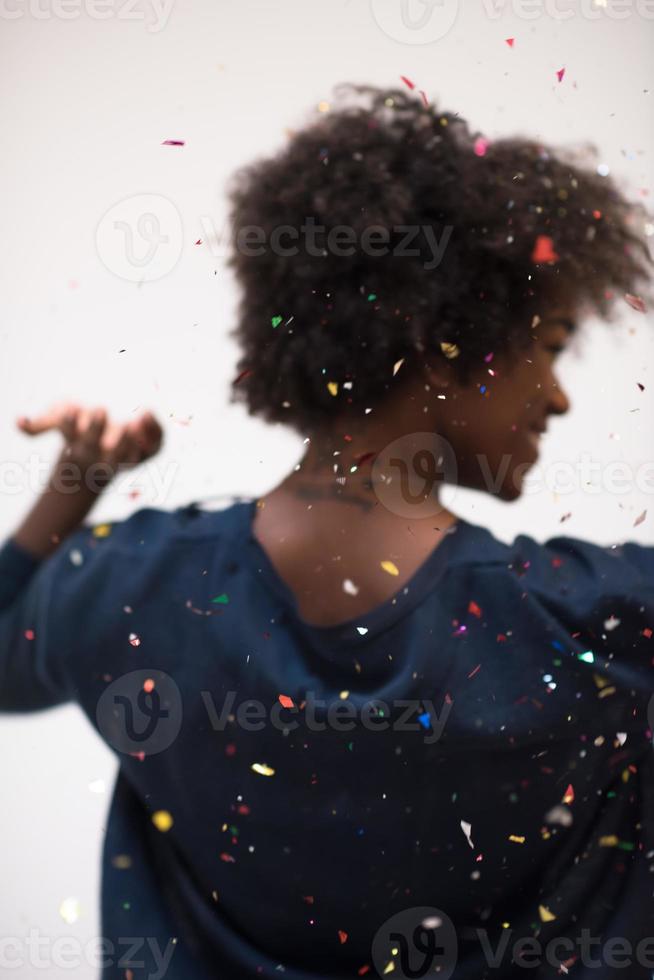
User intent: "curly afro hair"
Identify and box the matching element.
[225,82,653,436]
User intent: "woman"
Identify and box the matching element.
[2,83,653,979]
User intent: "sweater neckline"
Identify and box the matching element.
[241,497,499,648]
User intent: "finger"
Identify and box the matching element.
[16,402,78,436]
[78,407,107,449]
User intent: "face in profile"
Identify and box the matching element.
[429,305,575,502]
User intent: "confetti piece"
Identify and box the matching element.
[578,650,594,663]
[467,664,481,679]
[544,805,573,827]
[59,897,81,924]
[473,137,490,157]
[128,633,141,647]
[616,732,627,746]
[233,369,253,385]
[599,835,619,847]
[393,358,405,376]
[211,593,230,604]
[531,235,559,264]
[460,820,474,848]
[69,548,84,566]
[251,762,275,777]
[440,341,460,359]
[143,678,155,693]
[603,615,621,631]
[539,905,556,922]
[278,694,295,709]
[637,382,645,391]
[508,835,525,843]
[505,37,515,46]
[400,75,416,90]
[634,509,647,527]
[418,89,429,108]
[367,292,377,301]
[339,690,350,700]
[338,930,348,944]
[220,852,236,863]
[468,600,482,618]
[562,784,574,804]
[556,67,565,83]
[162,139,185,146]
[356,626,368,636]
[327,382,339,396]
[417,711,431,730]
[625,293,646,312]
[152,810,173,832]
[93,523,112,538]
[24,629,35,641]
[343,578,359,596]
[380,560,400,576]
[111,854,132,869]
[271,315,283,328]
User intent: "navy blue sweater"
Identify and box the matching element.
[1,497,653,979]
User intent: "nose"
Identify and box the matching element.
[548,377,571,416]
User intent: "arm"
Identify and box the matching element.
[0,403,164,710]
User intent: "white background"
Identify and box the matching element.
[0,0,653,975]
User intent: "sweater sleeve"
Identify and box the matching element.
[0,507,176,713]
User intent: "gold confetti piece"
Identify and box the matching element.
[599,835,619,847]
[339,690,350,700]
[440,341,460,359]
[251,762,275,777]
[380,560,400,576]
[327,382,338,396]
[502,922,511,929]
[152,810,174,832]
[111,854,133,870]
[508,835,525,843]
[383,961,395,975]
[317,100,330,112]
[92,523,112,538]
[598,686,616,699]
[393,358,405,376]
[539,905,556,922]
[59,897,81,924]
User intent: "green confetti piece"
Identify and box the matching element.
[367,293,376,302]
[578,651,594,663]
[271,315,283,328]
[211,593,230,605]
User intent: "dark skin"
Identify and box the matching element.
[253,303,577,627]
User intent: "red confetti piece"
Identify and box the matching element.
[338,930,348,944]
[468,600,483,618]
[505,37,515,46]
[303,895,314,904]
[562,784,574,804]
[642,628,652,638]
[400,75,416,90]
[220,853,236,863]
[625,293,646,313]
[556,67,565,83]
[236,804,250,815]
[496,633,507,642]
[143,678,155,693]
[531,235,559,264]
[278,694,295,709]
[24,629,35,641]
[162,139,185,146]
[551,557,564,568]
[468,664,481,679]
[195,239,202,245]
[358,967,371,976]
[593,210,602,219]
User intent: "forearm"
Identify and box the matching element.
[11,453,114,561]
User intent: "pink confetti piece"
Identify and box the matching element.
[556,67,565,83]
[625,293,646,313]
[505,37,515,47]
[474,137,490,157]
[634,509,647,527]
[162,139,185,146]
[400,75,416,90]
